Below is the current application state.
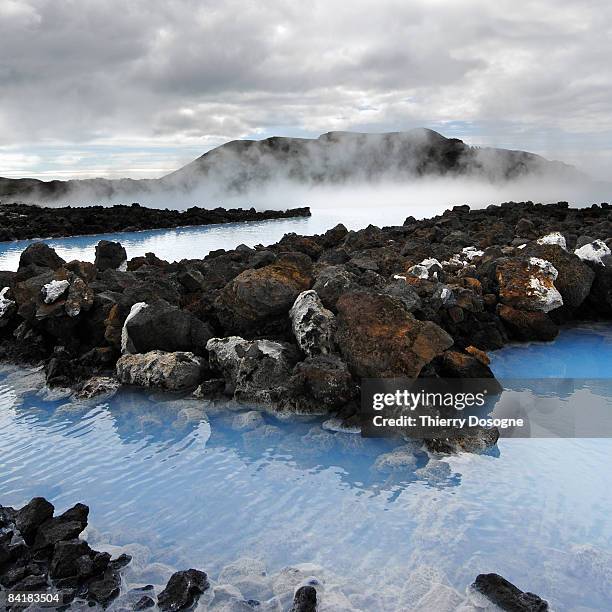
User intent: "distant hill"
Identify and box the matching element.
[0,129,586,204]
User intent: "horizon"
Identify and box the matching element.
[1,1,611,182]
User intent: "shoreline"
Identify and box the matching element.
[0,200,609,453]
[0,202,311,242]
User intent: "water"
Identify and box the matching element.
[0,206,412,271]
[1,325,611,611]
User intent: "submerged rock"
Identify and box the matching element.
[470,573,549,611]
[290,585,317,612]
[116,350,203,390]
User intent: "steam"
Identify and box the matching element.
[6,130,610,221]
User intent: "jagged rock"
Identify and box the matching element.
[407,258,443,280]
[290,585,317,612]
[574,239,611,265]
[291,355,357,409]
[289,290,335,356]
[435,350,502,390]
[121,299,214,355]
[14,497,54,545]
[470,573,549,611]
[335,291,453,377]
[76,376,120,400]
[426,428,500,454]
[64,276,94,317]
[33,503,89,552]
[207,336,300,404]
[496,257,563,312]
[537,231,567,249]
[380,277,422,311]
[94,240,127,271]
[157,569,209,612]
[311,264,359,310]
[524,243,595,308]
[116,351,203,390]
[497,304,559,341]
[215,252,312,334]
[514,218,535,236]
[18,242,66,271]
[87,568,122,605]
[41,279,70,304]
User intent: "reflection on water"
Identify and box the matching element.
[0,325,612,610]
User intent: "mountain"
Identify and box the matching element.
[0,129,585,204]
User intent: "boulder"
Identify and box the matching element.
[524,243,595,308]
[514,218,535,236]
[497,304,559,342]
[292,355,357,409]
[76,376,121,400]
[94,240,127,271]
[206,336,300,404]
[157,569,209,612]
[121,299,214,355]
[574,239,611,265]
[335,291,453,378]
[311,264,359,310]
[32,503,89,552]
[289,290,336,356]
[18,243,65,271]
[380,277,422,312]
[116,351,203,390]
[215,252,312,334]
[407,258,443,280]
[290,585,317,612]
[14,497,54,545]
[536,231,567,249]
[435,350,501,387]
[470,573,549,611]
[496,257,563,312]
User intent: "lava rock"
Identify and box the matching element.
[116,350,204,390]
[94,240,127,271]
[18,242,66,271]
[14,497,54,545]
[157,568,209,612]
[121,299,214,355]
[335,291,453,377]
[497,304,559,342]
[471,573,549,611]
[290,585,317,612]
[289,290,336,356]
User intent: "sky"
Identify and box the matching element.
[0,0,611,181]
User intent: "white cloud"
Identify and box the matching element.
[0,0,611,179]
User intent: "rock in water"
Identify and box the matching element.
[497,304,558,341]
[14,497,54,545]
[94,240,127,271]
[290,585,317,612]
[334,291,453,377]
[471,573,549,611]
[206,336,299,404]
[157,569,209,612]
[496,257,563,313]
[289,290,336,356]
[116,351,203,390]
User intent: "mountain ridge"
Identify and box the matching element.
[0,129,585,204]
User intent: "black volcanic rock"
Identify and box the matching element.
[0,202,311,240]
[157,568,209,611]
[94,239,127,271]
[290,585,318,612]
[471,573,549,611]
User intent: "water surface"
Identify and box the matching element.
[1,325,611,611]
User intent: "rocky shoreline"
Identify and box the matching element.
[0,203,311,241]
[0,497,550,611]
[0,201,610,453]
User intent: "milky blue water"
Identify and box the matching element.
[1,325,611,610]
[0,206,412,271]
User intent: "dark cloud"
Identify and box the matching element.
[0,0,610,179]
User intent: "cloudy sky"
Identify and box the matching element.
[1,0,611,180]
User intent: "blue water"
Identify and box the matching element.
[1,325,611,610]
[0,206,412,271]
